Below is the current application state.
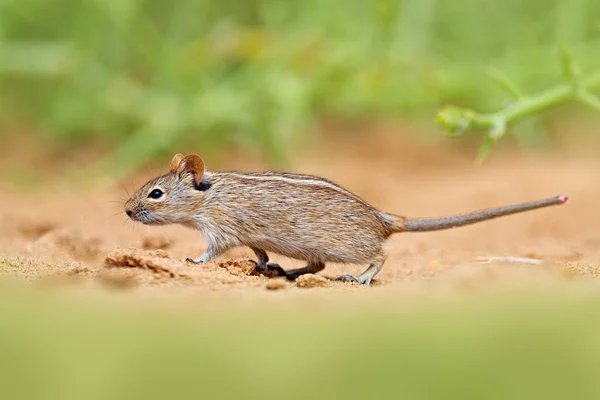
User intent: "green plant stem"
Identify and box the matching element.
[470,70,600,130]
[437,67,600,163]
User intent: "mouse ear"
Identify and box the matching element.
[177,154,205,188]
[169,153,184,173]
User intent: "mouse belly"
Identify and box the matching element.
[247,232,383,264]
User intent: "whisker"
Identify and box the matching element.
[106,211,125,221]
[120,181,131,198]
[129,176,139,197]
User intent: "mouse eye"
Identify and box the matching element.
[148,189,164,199]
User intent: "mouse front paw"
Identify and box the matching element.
[185,257,204,264]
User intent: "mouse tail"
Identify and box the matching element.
[382,195,568,234]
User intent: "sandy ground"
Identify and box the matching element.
[1,131,599,306]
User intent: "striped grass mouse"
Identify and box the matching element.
[124,153,568,285]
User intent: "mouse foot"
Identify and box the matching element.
[336,274,370,285]
[266,263,287,277]
[185,257,203,264]
[249,260,287,278]
[336,274,359,283]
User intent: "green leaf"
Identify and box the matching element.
[558,44,580,88]
[475,137,495,166]
[578,90,600,111]
[486,67,522,100]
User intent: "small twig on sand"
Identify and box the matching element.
[476,256,542,265]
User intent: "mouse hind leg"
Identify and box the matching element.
[284,261,325,281]
[249,246,325,281]
[337,254,387,286]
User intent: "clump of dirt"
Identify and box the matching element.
[32,228,102,260]
[295,274,334,288]
[218,259,262,277]
[105,248,173,274]
[103,248,270,288]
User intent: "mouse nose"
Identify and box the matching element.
[126,210,133,218]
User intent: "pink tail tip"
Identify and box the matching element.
[558,195,568,204]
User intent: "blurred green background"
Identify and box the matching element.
[1,0,599,173]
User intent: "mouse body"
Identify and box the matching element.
[125,154,567,285]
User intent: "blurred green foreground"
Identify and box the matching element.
[1,0,600,171]
[1,287,600,400]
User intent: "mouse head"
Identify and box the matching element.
[124,153,208,225]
